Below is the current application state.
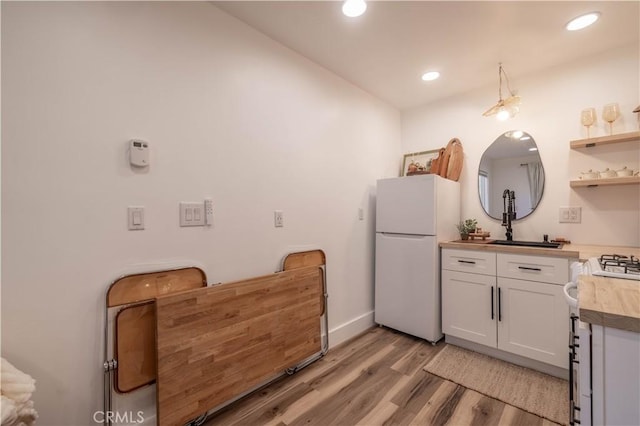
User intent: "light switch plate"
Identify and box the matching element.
[180,202,205,227]
[128,206,145,230]
[274,210,284,228]
[559,207,581,223]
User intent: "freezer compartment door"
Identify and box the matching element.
[376,176,435,235]
[375,233,440,342]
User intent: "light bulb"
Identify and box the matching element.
[342,0,367,17]
[496,108,510,121]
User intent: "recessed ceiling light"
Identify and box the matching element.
[566,12,600,31]
[342,0,367,18]
[512,130,524,139]
[421,71,440,81]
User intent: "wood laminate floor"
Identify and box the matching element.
[204,327,562,426]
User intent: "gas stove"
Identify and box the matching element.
[585,254,640,281]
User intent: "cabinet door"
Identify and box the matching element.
[442,270,497,347]
[497,277,569,368]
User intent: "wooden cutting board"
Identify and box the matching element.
[155,267,323,426]
[445,138,464,181]
[431,147,445,176]
[439,144,452,177]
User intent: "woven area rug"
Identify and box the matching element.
[424,345,568,425]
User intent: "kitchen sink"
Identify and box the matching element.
[489,240,562,249]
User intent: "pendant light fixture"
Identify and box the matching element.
[483,63,521,121]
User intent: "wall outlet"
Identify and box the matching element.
[358,207,364,221]
[559,207,581,223]
[274,210,284,228]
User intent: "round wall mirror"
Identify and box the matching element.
[478,130,545,220]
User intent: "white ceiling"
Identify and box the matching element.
[214,1,639,111]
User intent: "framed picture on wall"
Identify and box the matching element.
[401,149,440,176]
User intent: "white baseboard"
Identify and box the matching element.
[328,311,375,348]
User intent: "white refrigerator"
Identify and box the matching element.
[375,174,460,342]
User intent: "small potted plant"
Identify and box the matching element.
[456,218,478,240]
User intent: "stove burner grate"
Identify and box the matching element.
[599,254,640,275]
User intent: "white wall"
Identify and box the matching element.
[403,44,640,246]
[1,2,401,424]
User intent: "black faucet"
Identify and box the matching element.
[502,189,516,241]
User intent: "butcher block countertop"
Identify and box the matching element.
[440,241,640,261]
[579,275,640,333]
[564,243,640,261]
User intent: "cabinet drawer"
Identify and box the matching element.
[442,249,496,275]
[497,253,569,285]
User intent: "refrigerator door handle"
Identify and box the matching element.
[379,232,430,239]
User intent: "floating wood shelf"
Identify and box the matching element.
[570,176,640,187]
[570,131,640,149]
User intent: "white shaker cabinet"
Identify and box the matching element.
[442,249,570,369]
[442,250,496,347]
[497,253,569,367]
[497,277,568,366]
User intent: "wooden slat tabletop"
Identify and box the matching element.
[155,266,323,426]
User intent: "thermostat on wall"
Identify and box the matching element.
[129,139,149,167]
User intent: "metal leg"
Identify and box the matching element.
[185,413,207,426]
[103,306,112,426]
